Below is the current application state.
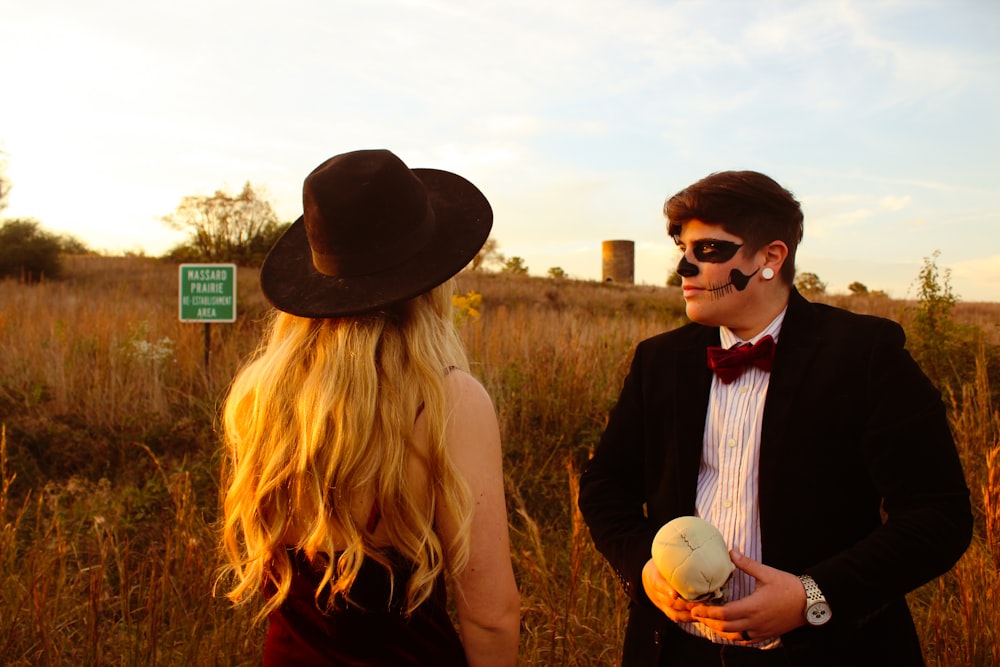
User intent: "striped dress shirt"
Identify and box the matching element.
[680,308,786,648]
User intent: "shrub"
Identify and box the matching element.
[906,251,981,396]
[0,218,63,282]
[795,271,827,295]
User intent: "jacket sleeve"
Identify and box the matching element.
[806,318,973,625]
[577,342,661,604]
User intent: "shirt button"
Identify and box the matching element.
[723,499,733,508]
[738,386,749,394]
[727,438,736,448]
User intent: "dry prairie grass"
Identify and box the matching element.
[0,256,996,665]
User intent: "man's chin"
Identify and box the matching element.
[684,303,719,326]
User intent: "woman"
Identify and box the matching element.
[220,149,520,666]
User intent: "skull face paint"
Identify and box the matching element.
[691,240,744,263]
[674,239,745,277]
[674,238,756,298]
[677,254,699,277]
[674,219,775,329]
[707,267,761,300]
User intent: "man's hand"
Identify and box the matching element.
[641,558,700,623]
[690,550,807,643]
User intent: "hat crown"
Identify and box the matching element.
[259,148,491,318]
[303,149,434,278]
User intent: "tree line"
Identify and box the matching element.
[0,165,541,282]
[0,157,888,294]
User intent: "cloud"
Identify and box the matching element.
[800,189,911,238]
[2,0,998,303]
[878,195,910,211]
[951,255,1000,297]
[482,116,546,136]
[836,1,984,109]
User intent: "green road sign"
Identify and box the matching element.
[179,264,237,322]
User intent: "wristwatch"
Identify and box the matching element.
[798,574,832,626]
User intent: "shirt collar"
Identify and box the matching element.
[719,307,788,350]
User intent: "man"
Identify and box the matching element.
[578,171,972,666]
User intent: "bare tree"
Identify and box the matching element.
[163,182,284,265]
[468,236,505,271]
[0,150,10,214]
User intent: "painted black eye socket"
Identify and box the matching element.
[692,240,743,263]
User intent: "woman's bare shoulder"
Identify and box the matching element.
[441,370,500,454]
[443,369,493,407]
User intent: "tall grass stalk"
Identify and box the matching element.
[908,347,1000,666]
[0,433,263,665]
[1,258,997,665]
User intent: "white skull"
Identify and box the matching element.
[651,516,735,603]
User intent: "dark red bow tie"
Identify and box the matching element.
[706,335,776,384]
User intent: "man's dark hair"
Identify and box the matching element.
[664,171,804,284]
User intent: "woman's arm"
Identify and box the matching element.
[438,370,520,666]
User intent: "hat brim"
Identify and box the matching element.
[259,168,492,318]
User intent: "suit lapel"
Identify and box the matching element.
[669,326,717,513]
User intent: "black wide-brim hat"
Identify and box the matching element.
[260,149,492,317]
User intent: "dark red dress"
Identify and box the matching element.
[262,546,468,666]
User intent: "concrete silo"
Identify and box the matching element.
[602,240,635,283]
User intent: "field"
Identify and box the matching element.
[1,255,997,665]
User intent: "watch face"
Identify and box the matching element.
[806,601,832,626]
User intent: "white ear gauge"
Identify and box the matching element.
[762,267,775,280]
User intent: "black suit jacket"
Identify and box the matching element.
[578,290,972,666]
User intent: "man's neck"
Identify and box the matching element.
[727,286,791,340]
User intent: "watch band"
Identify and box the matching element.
[798,574,832,625]
[799,574,823,602]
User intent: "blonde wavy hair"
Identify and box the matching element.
[220,280,473,619]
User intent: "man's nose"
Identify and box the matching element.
[677,254,699,277]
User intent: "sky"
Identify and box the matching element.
[2,0,999,301]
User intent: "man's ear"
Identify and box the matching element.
[762,240,788,277]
